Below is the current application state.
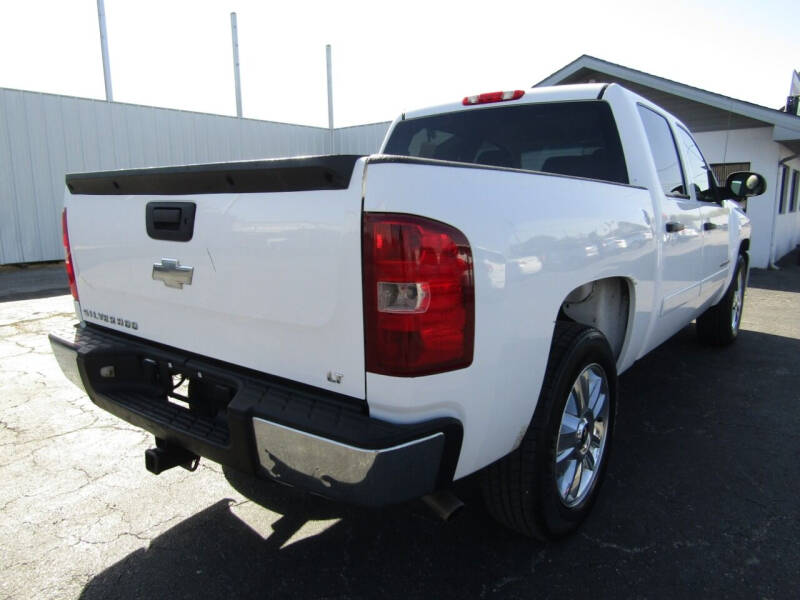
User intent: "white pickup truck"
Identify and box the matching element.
[50,83,766,539]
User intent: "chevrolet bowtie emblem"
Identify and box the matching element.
[152,258,194,289]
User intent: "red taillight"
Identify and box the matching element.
[61,208,79,301]
[363,213,474,376]
[462,90,524,106]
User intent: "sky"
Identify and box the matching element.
[0,0,797,128]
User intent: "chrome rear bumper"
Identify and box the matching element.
[253,419,445,504]
[49,324,462,506]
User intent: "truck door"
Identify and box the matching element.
[637,106,704,338]
[673,125,730,306]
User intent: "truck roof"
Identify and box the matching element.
[402,83,609,120]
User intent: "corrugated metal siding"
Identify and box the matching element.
[0,88,390,264]
[334,122,391,154]
[0,88,335,264]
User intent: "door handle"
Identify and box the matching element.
[703,222,718,231]
[665,221,685,233]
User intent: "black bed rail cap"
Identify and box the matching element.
[65,155,365,195]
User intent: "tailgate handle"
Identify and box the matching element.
[146,202,197,242]
[153,208,181,226]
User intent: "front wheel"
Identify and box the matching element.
[696,254,746,346]
[481,323,617,539]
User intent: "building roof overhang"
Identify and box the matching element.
[534,55,800,153]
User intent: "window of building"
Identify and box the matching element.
[789,170,799,212]
[636,105,686,197]
[674,126,717,202]
[778,166,789,214]
[710,162,751,188]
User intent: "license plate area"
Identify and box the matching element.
[140,357,235,421]
[83,350,237,446]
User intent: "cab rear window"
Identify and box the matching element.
[384,101,628,184]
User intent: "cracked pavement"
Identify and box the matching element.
[1,256,799,599]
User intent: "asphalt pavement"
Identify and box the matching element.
[0,262,68,302]
[0,255,798,599]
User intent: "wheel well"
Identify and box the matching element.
[739,240,750,276]
[557,277,632,360]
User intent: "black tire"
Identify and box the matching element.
[696,253,746,346]
[481,322,617,539]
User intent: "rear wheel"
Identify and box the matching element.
[696,254,746,345]
[481,323,617,539]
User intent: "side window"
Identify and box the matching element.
[675,126,717,202]
[637,105,686,197]
[778,166,789,214]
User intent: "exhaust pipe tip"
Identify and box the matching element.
[422,490,464,521]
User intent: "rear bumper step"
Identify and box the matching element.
[49,324,462,506]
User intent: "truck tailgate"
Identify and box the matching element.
[65,156,367,400]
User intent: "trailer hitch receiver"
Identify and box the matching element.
[145,438,200,475]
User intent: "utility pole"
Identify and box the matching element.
[231,12,243,117]
[96,0,113,101]
[326,44,334,152]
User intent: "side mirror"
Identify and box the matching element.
[724,172,766,199]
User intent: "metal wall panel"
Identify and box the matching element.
[334,122,391,154]
[0,88,334,264]
[0,87,392,264]
[0,91,23,262]
[4,90,40,262]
